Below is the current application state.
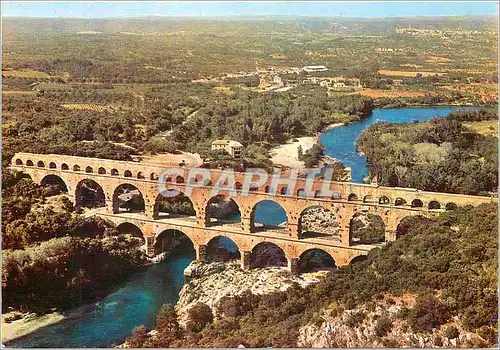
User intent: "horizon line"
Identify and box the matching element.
[3,13,498,19]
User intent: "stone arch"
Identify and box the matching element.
[98,167,106,175]
[61,163,69,170]
[49,162,56,169]
[205,194,241,226]
[298,205,339,240]
[331,191,341,200]
[154,228,195,257]
[111,168,119,176]
[249,184,259,192]
[85,166,93,173]
[37,161,45,168]
[411,199,423,208]
[363,195,373,203]
[394,198,407,206]
[428,200,441,210]
[249,242,287,269]
[153,190,196,219]
[137,172,145,179]
[445,202,458,211]
[15,158,23,166]
[379,195,390,204]
[205,236,241,262]
[116,222,145,243]
[26,160,34,166]
[298,249,336,273]
[297,188,307,197]
[349,211,385,245]
[265,185,275,194]
[250,200,288,233]
[348,255,368,266]
[124,170,132,178]
[313,190,322,198]
[150,172,158,180]
[19,173,33,182]
[348,193,358,201]
[280,186,290,195]
[76,179,106,209]
[73,164,81,172]
[113,184,145,214]
[40,174,68,193]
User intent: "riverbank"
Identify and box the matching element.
[2,303,95,344]
[319,106,479,183]
[270,123,344,168]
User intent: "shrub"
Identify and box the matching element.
[477,326,497,345]
[126,325,149,347]
[374,315,392,337]
[443,325,460,339]
[345,311,365,328]
[408,295,450,333]
[396,306,410,320]
[186,303,214,333]
[434,335,443,347]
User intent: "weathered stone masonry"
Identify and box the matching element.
[11,152,496,272]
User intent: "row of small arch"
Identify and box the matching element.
[18,158,457,210]
[16,158,176,181]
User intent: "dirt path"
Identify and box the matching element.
[140,151,203,167]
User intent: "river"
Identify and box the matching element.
[320,106,476,182]
[6,106,475,348]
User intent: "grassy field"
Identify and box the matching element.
[61,104,109,111]
[359,88,428,98]
[377,70,447,77]
[2,69,50,78]
[463,119,498,137]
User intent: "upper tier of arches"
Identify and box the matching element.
[12,154,491,213]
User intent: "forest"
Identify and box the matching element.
[2,82,372,170]
[356,109,498,195]
[127,203,498,347]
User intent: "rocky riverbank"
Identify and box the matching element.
[176,260,329,326]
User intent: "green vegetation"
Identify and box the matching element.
[1,171,146,313]
[3,17,497,80]
[3,16,497,168]
[127,203,497,347]
[170,86,372,156]
[349,212,386,244]
[357,109,498,195]
[298,143,324,167]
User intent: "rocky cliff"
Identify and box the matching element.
[177,260,328,325]
[297,293,493,348]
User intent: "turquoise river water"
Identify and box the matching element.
[7,106,475,347]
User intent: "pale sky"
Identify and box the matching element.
[2,1,498,18]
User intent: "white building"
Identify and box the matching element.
[302,65,329,73]
[211,139,243,159]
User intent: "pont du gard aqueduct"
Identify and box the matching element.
[11,152,496,274]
